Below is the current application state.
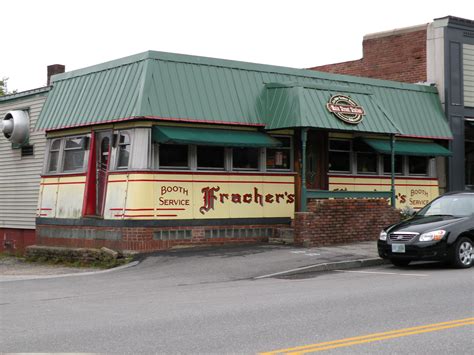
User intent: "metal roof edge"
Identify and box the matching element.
[50,51,153,83]
[49,50,440,94]
[265,81,373,95]
[145,51,439,94]
[0,86,50,102]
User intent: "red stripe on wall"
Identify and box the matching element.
[329,174,438,181]
[108,179,293,184]
[114,214,156,218]
[41,173,87,178]
[330,182,436,187]
[107,170,297,177]
[40,181,86,185]
[156,208,186,211]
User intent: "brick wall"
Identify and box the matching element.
[310,28,427,84]
[36,223,287,253]
[294,199,400,247]
[0,228,36,255]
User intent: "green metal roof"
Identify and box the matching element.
[264,82,399,134]
[36,50,452,139]
[363,138,452,156]
[152,126,281,147]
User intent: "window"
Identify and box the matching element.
[63,137,86,171]
[383,155,403,175]
[197,146,225,170]
[48,139,62,172]
[159,144,188,168]
[356,152,377,174]
[233,147,259,170]
[117,132,131,169]
[408,156,429,175]
[329,139,351,172]
[267,136,292,170]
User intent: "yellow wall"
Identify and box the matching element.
[38,172,295,220]
[329,175,439,209]
[104,172,296,220]
[37,175,86,218]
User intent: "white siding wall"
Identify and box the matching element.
[0,92,48,229]
[464,43,474,108]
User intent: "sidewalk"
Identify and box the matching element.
[0,241,387,282]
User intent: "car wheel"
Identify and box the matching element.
[390,258,411,267]
[451,237,473,268]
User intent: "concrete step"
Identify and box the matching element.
[268,227,294,245]
[276,228,294,239]
[268,237,294,245]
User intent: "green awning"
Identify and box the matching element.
[152,126,281,147]
[363,138,452,157]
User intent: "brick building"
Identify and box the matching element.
[310,16,474,192]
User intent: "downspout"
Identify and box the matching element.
[390,134,396,207]
[301,128,308,211]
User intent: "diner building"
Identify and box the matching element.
[34,51,452,251]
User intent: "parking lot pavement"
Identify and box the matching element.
[0,241,387,282]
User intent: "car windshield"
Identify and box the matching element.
[417,195,474,218]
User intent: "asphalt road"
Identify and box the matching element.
[1,250,473,354]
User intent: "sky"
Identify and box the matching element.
[1,0,473,92]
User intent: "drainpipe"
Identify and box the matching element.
[390,134,396,208]
[301,128,308,212]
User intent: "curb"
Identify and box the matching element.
[254,258,390,279]
[0,260,140,283]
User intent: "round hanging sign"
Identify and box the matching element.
[326,95,365,124]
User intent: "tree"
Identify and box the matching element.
[0,77,6,96]
[0,77,15,96]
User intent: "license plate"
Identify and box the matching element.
[392,244,406,253]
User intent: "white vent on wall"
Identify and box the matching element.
[1,110,30,146]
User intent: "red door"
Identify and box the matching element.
[96,131,112,216]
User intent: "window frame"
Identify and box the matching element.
[47,138,63,173]
[62,136,87,172]
[265,135,293,172]
[44,135,89,175]
[157,143,192,170]
[231,147,261,171]
[407,156,430,176]
[196,145,226,171]
[328,139,352,174]
[115,130,132,170]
